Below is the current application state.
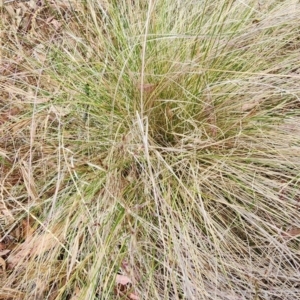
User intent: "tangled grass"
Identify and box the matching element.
[1,0,300,299]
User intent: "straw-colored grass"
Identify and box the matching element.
[1,0,300,299]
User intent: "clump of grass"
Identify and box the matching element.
[1,0,300,299]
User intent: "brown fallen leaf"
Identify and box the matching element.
[49,18,62,31]
[0,243,7,251]
[7,232,59,268]
[0,249,11,256]
[116,274,139,300]
[282,227,300,238]
[116,274,132,285]
[128,293,139,300]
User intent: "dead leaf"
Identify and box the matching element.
[0,243,7,251]
[128,293,139,300]
[115,274,139,300]
[6,237,33,268]
[116,274,132,285]
[0,249,11,256]
[7,232,59,268]
[282,227,300,238]
[31,232,59,257]
[50,18,62,30]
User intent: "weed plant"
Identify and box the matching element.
[1,0,300,299]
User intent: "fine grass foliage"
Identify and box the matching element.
[1,0,300,299]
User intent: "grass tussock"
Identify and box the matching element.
[1,0,300,299]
